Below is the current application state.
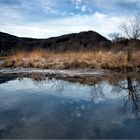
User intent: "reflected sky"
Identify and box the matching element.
[0,74,140,139]
[0,78,125,102]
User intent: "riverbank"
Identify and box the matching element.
[0,68,109,85]
[0,50,140,72]
[0,68,106,78]
[0,67,139,85]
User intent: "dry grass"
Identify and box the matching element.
[3,48,140,71]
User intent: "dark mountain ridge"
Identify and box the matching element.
[0,31,111,55]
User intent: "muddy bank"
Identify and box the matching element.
[0,68,107,85]
[0,68,106,78]
[0,68,139,85]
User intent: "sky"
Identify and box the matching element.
[0,0,139,38]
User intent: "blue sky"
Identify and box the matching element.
[0,0,139,38]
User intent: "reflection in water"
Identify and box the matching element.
[16,73,140,118]
[113,76,140,118]
[0,74,17,84]
[90,84,105,102]
[0,73,140,138]
[5,73,140,118]
[28,73,140,118]
[18,73,47,86]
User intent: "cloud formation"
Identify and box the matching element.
[0,0,139,38]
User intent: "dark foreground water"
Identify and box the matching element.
[0,73,140,139]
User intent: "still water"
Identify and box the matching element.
[0,73,140,139]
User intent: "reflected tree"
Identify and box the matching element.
[114,76,140,118]
[51,80,66,94]
[90,83,105,102]
[31,73,47,86]
[47,79,72,95]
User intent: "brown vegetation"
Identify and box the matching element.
[2,48,140,72]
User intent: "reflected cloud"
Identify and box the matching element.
[0,73,140,119]
[0,73,140,138]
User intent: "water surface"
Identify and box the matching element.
[0,73,140,139]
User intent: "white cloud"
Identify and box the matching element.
[71,0,84,11]
[0,5,22,20]
[81,5,86,12]
[0,0,139,39]
[71,0,82,5]
[0,12,125,38]
[39,0,59,14]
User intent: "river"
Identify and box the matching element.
[0,72,140,138]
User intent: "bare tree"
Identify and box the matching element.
[120,14,140,61]
[120,14,140,40]
[108,32,121,43]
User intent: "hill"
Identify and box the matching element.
[0,31,111,55]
